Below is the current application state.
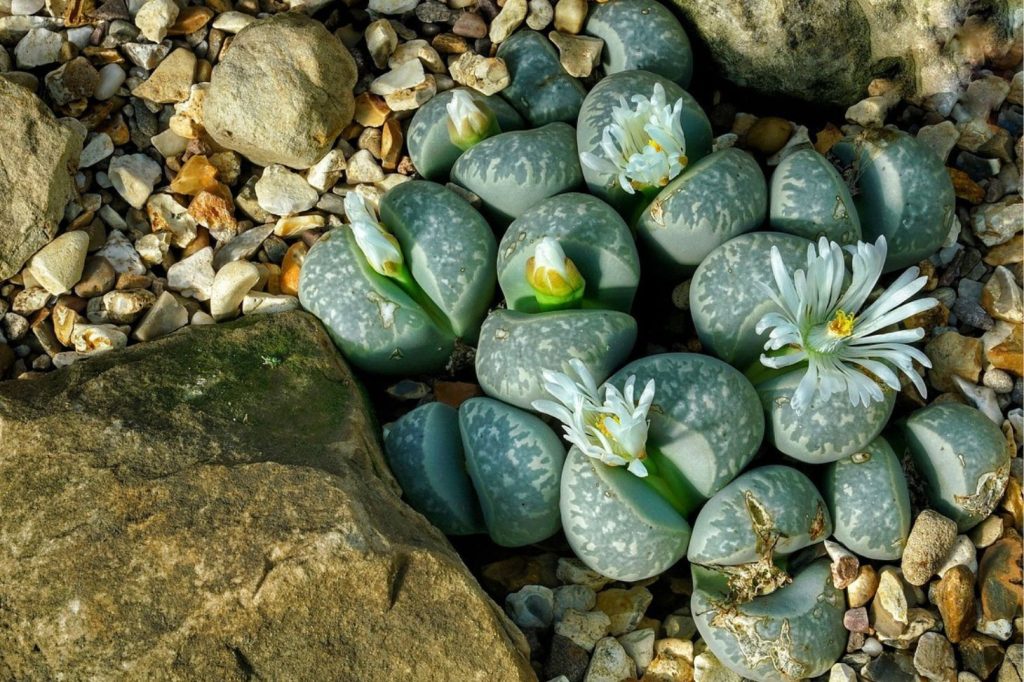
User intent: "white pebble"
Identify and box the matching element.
[14,27,61,68]
[108,153,163,210]
[28,231,90,296]
[94,63,126,101]
[167,247,215,301]
[10,0,44,15]
[66,26,93,49]
[79,133,115,169]
[255,164,318,216]
[242,292,300,315]
[71,324,128,354]
[134,0,179,43]
[210,10,255,33]
[210,260,260,321]
[96,230,147,275]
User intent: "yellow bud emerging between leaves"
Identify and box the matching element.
[525,236,585,308]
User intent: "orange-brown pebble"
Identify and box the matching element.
[280,242,308,297]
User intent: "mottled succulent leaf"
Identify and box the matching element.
[459,397,564,547]
[561,446,691,581]
[692,560,847,682]
[607,353,764,505]
[832,129,954,272]
[638,148,766,276]
[687,465,831,566]
[583,0,694,87]
[757,367,895,464]
[899,403,1012,531]
[497,193,640,313]
[496,30,587,127]
[298,228,455,374]
[379,180,496,342]
[577,70,712,217]
[770,146,861,244]
[383,402,485,535]
[823,437,912,560]
[475,308,637,410]
[451,123,583,225]
[406,88,525,181]
[689,232,811,369]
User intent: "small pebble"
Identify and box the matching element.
[554,609,610,652]
[209,260,260,321]
[505,584,554,630]
[28,231,90,296]
[255,165,319,216]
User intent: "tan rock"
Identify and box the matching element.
[0,78,83,281]
[925,331,983,391]
[935,564,977,643]
[0,313,535,681]
[553,0,587,33]
[132,47,196,104]
[982,266,1023,324]
[490,0,527,43]
[901,510,958,586]
[548,31,603,78]
[28,230,90,296]
[449,52,510,95]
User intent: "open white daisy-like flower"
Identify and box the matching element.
[579,82,688,195]
[344,192,404,278]
[532,359,655,477]
[446,90,497,150]
[756,236,938,413]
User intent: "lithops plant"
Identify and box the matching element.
[384,398,565,547]
[756,368,895,464]
[451,122,583,224]
[690,231,810,369]
[536,354,763,581]
[577,71,713,219]
[822,436,912,561]
[898,402,1013,531]
[459,397,565,546]
[636,147,767,276]
[407,87,525,181]
[750,237,937,462]
[692,559,847,682]
[475,308,637,410]
[770,145,861,244]
[497,193,640,313]
[583,0,694,87]
[687,466,831,601]
[604,353,764,514]
[832,128,955,272]
[299,181,495,374]
[384,402,485,535]
[495,30,587,127]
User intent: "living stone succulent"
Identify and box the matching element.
[576,70,713,219]
[497,193,640,313]
[822,436,912,560]
[451,122,584,225]
[384,397,565,547]
[898,402,1013,532]
[298,180,495,374]
[495,30,587,127]
[636,147,767,276]
[475,308,637,410]
[583,0,695,87]
[407,87,525,181]
[692,559,847,682]
[770,145,862,244]
[831,128,955,272]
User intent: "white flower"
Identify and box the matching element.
[755,236,938,413]
[532,359,655,477]
[579,82,688,195]
[446,90,495,148]
[344,191,403,277]
[525,237,585,301]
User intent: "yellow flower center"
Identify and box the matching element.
[648,139,663,152]
[827,310,856,338]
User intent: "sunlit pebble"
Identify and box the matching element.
[10,0,45,15]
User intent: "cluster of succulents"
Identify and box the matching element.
[296,2,1013,679]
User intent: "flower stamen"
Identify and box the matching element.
[827,310,856,338]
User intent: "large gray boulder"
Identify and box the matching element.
[0,312,535,681]
[204,13,357,169]
[669,0,1020,106]
[0,77,83,280]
